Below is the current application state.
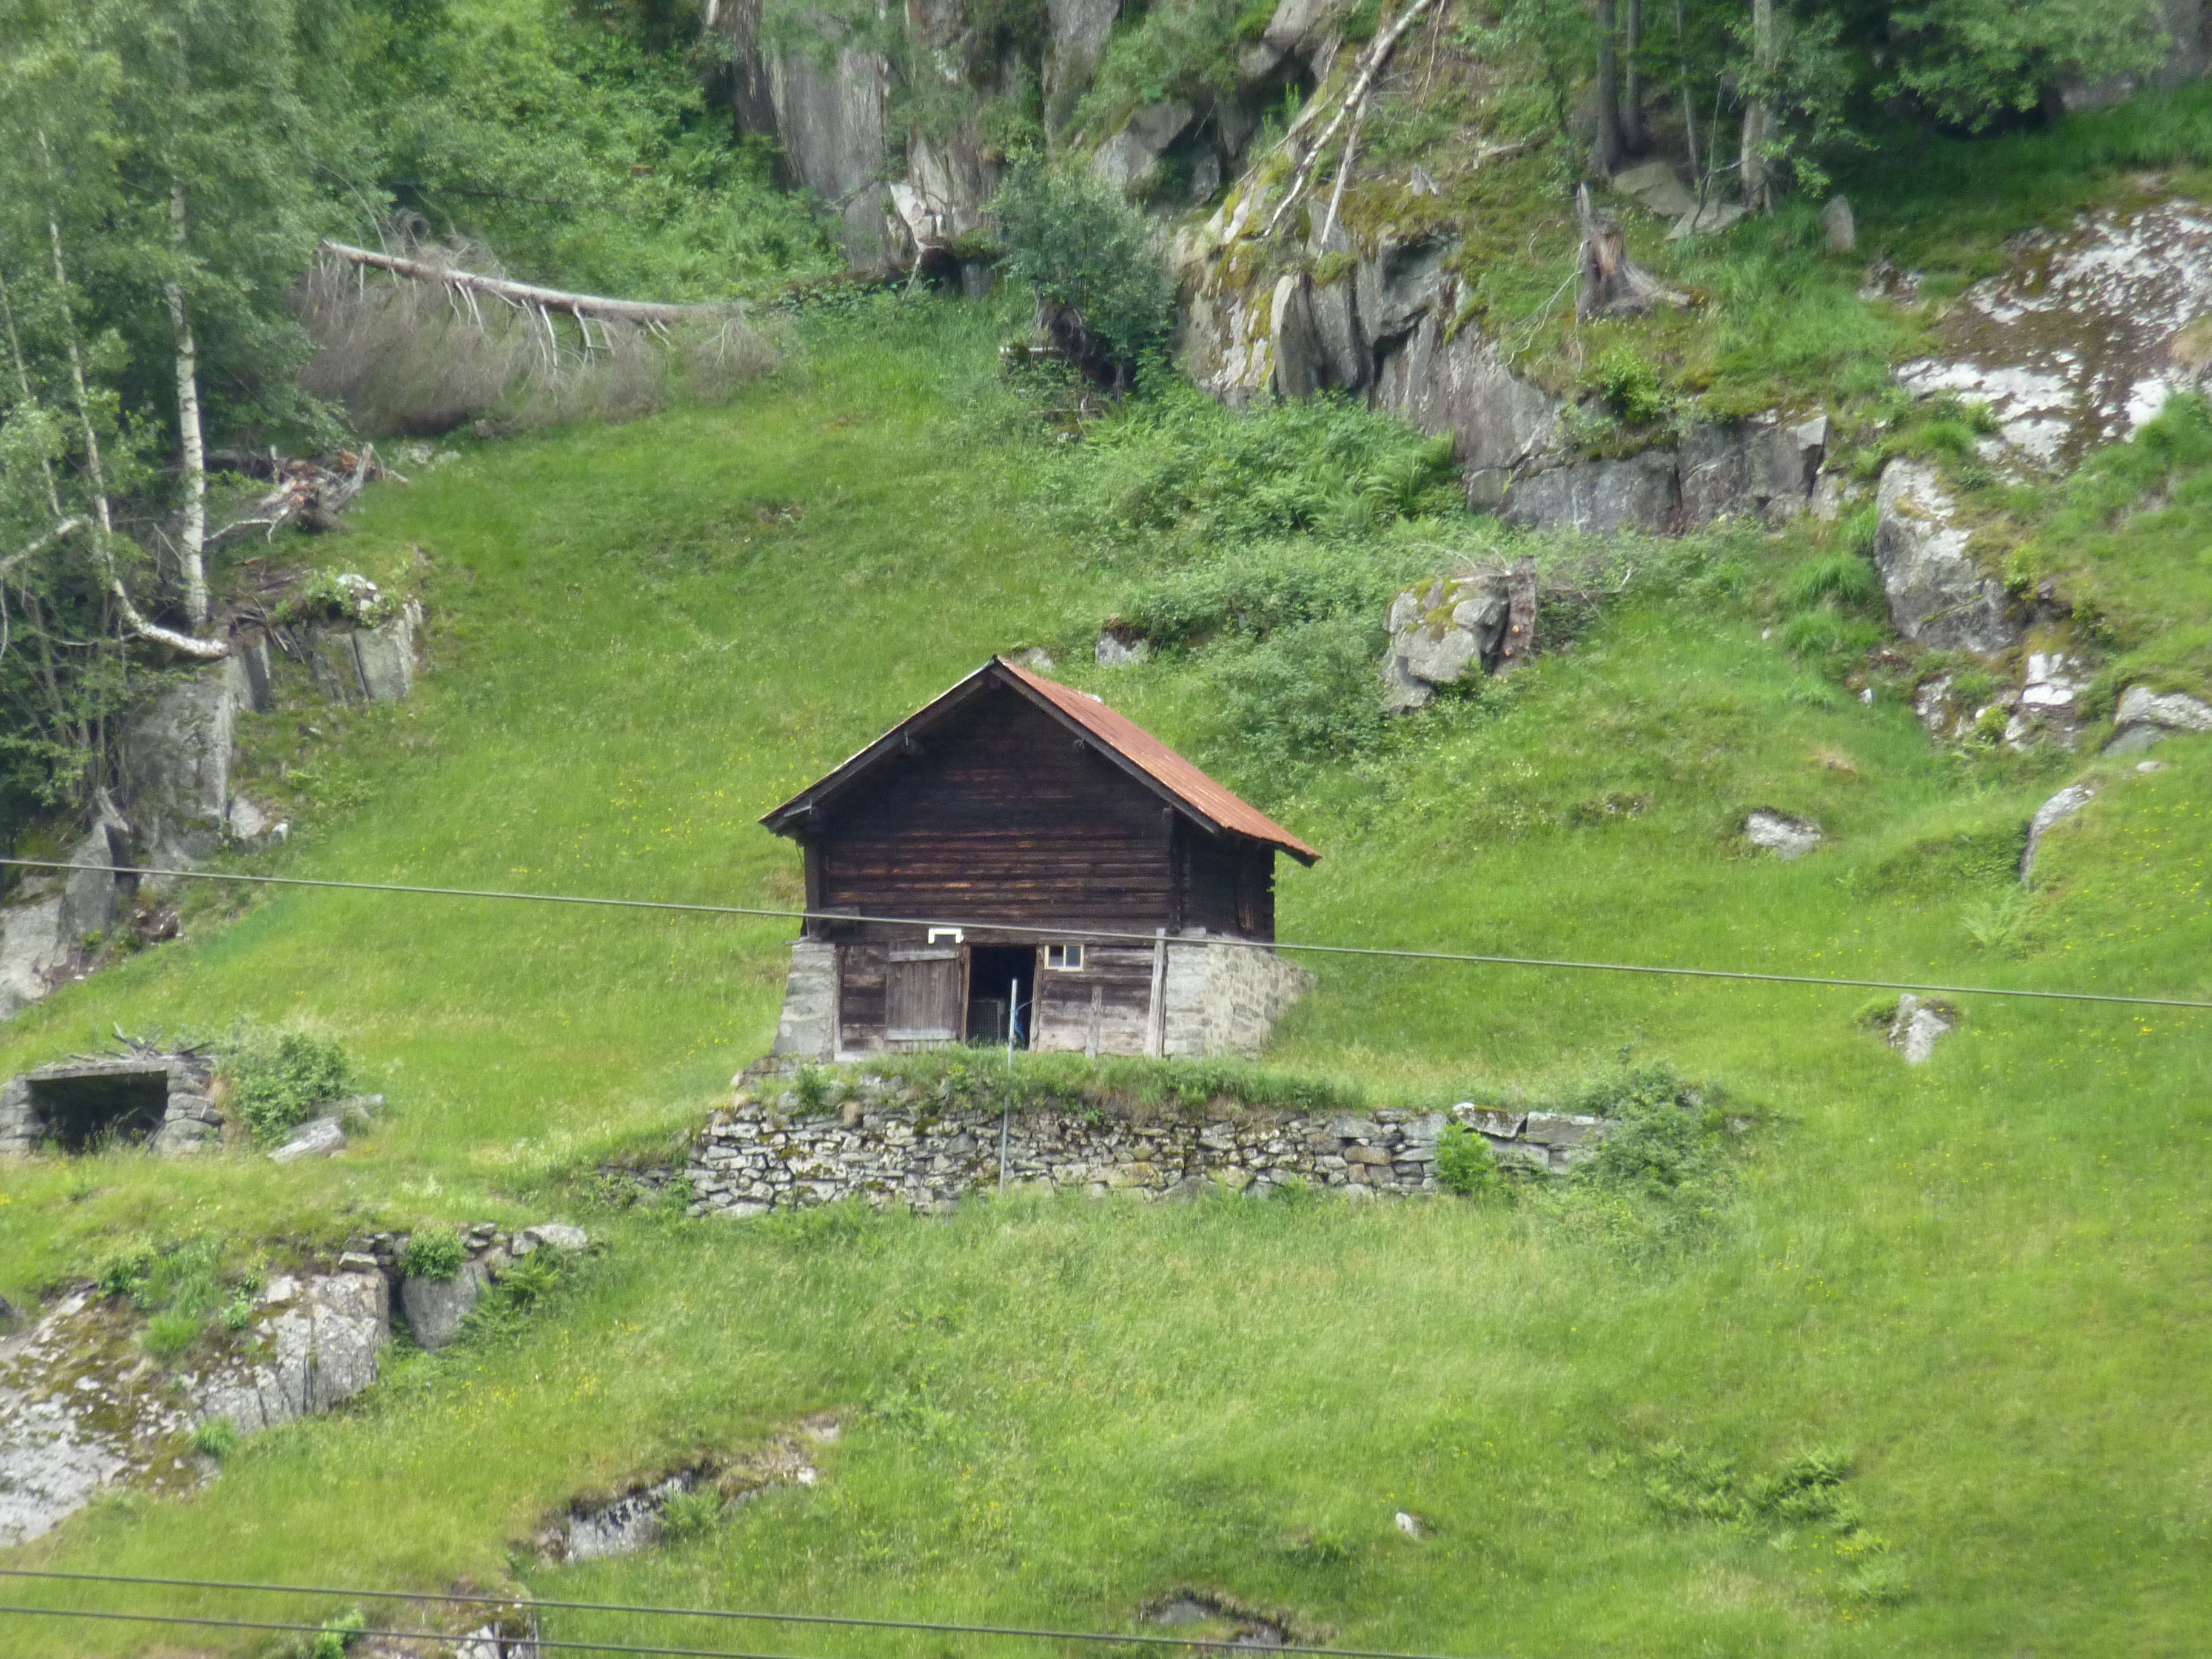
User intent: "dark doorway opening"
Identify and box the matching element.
[965,946,1036,1048]
[30,1064,169,1153]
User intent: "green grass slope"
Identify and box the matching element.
[0,302,2208,1658]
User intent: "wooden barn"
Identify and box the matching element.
[760,657,1319,1062]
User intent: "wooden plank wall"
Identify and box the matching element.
[1030,946,1156,1056]
[813,689,1177,931]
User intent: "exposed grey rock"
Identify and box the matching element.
[1507,450,1681,534]
[1611,160,1696,219]
[196,1272,390,1433]
[2022,783,2095,879]
[1045,0,1123,122]
[1380,563,1537,712]
[400,1261,489,1351]
[1095,630,1150,668]
[514,1223,589,1256]
[0,1294,146,1545]
[118,670,237,867]
[1874,461,2023,652]
[1669,198,1746,239]
[1821,195,1857,253]
[2005,652,2088,748]
[269,1116,347,1163]
[551,1473,694,1563]
[1369,312,1561,507]
[1262,0,1355,72]
[1888,993,1955,1065]
[307,600,421,704]
[1744,810,1823,859]
[2137,759,2168,773]
[2105,683,2212,754]
[1898,202,2212,466]
[1093,101,1193,192]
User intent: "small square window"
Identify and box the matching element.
[1045,945,1085,971]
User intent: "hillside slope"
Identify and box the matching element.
[0,300,2208,1657]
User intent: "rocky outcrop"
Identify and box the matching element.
[1888,994,1956,1065]
[0,817,130,1021]
[304,600,421,704]
[1380,562,1537,712]
[1894,202,2212,466]
[0,1270,390,1547]
[1874,461,2024,652]
[2022,783,2096,879]
[2105,683,2212,753]
[1744,811,1823,860]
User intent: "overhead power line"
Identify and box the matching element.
[2,856,2207,1011]
[0,1570,1460,1659]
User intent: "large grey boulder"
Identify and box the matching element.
[2105,684,2212,754]
[513,1223,589,1256]
[0,819,128,1023]
[1262,0,1356,73]
[1874,461,2023,652]
[268,1115,347,1162]
[196,1272,390,1433]
[1045,0,1122,122]
[400,1261,490,1351]
[2021,783,2095,879]
[1381,563,1538,713]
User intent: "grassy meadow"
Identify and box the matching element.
[0,297,2207,1658]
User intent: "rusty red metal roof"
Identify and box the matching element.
[995,657,1319,863]
[760,658,1319,864]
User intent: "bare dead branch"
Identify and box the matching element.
[320,240,737,326]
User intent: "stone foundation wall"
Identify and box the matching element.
[0,1054,219,1158]
[1161,940,1316,1059]
[686,1085,1611,1218]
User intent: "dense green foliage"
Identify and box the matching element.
[223,1028,352,1144]
[993,163,1176,381]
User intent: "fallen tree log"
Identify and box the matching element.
[318,241,736,326]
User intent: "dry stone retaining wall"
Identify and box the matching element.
[686,1087,1611,1218]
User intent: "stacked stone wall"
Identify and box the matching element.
[686,1084,1611,1218]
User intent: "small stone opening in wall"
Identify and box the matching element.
[29,1064,169,1152]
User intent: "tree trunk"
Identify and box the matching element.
[37,151,226,662]
[1594,0,1623,176]
[1675,0,1699,180]
[166,181,209,630]
[1623,0,1646,155]
[1741,0,1777,213]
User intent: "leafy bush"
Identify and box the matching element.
[1436,1125,1507,1199]
[96,1241,159,1299]
[224,1029,352,1144]
[658,1484,726,1541]
[308,1607,367,1659]
[993,163,1174,383]
[1584,349,1672,425]
[1109,541,1413,648]
[1047,380,1460,550]
[401,1229,465,1281]
[1195,614,1389,798]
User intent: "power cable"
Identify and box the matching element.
[0,1604,809,1658]
[2,856,2207,1011]
[0,1571,1466,1659]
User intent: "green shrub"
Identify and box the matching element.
[1436,1125,1506,1199]
[190,1417,241,1461]
[993,163,1174,383]
[1110,541,1409,649]
[1584,348,1672,425]
[658,1484,726,1541]
[96,1241,158,1299]
[224,1028,352,1145]
[1196,614,1389,798]
[309,1607,367,1659]
[401,1229,465,1281]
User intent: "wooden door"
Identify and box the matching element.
[884,945,964,1047]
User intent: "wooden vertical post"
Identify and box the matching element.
[1146,928,1168,1059]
